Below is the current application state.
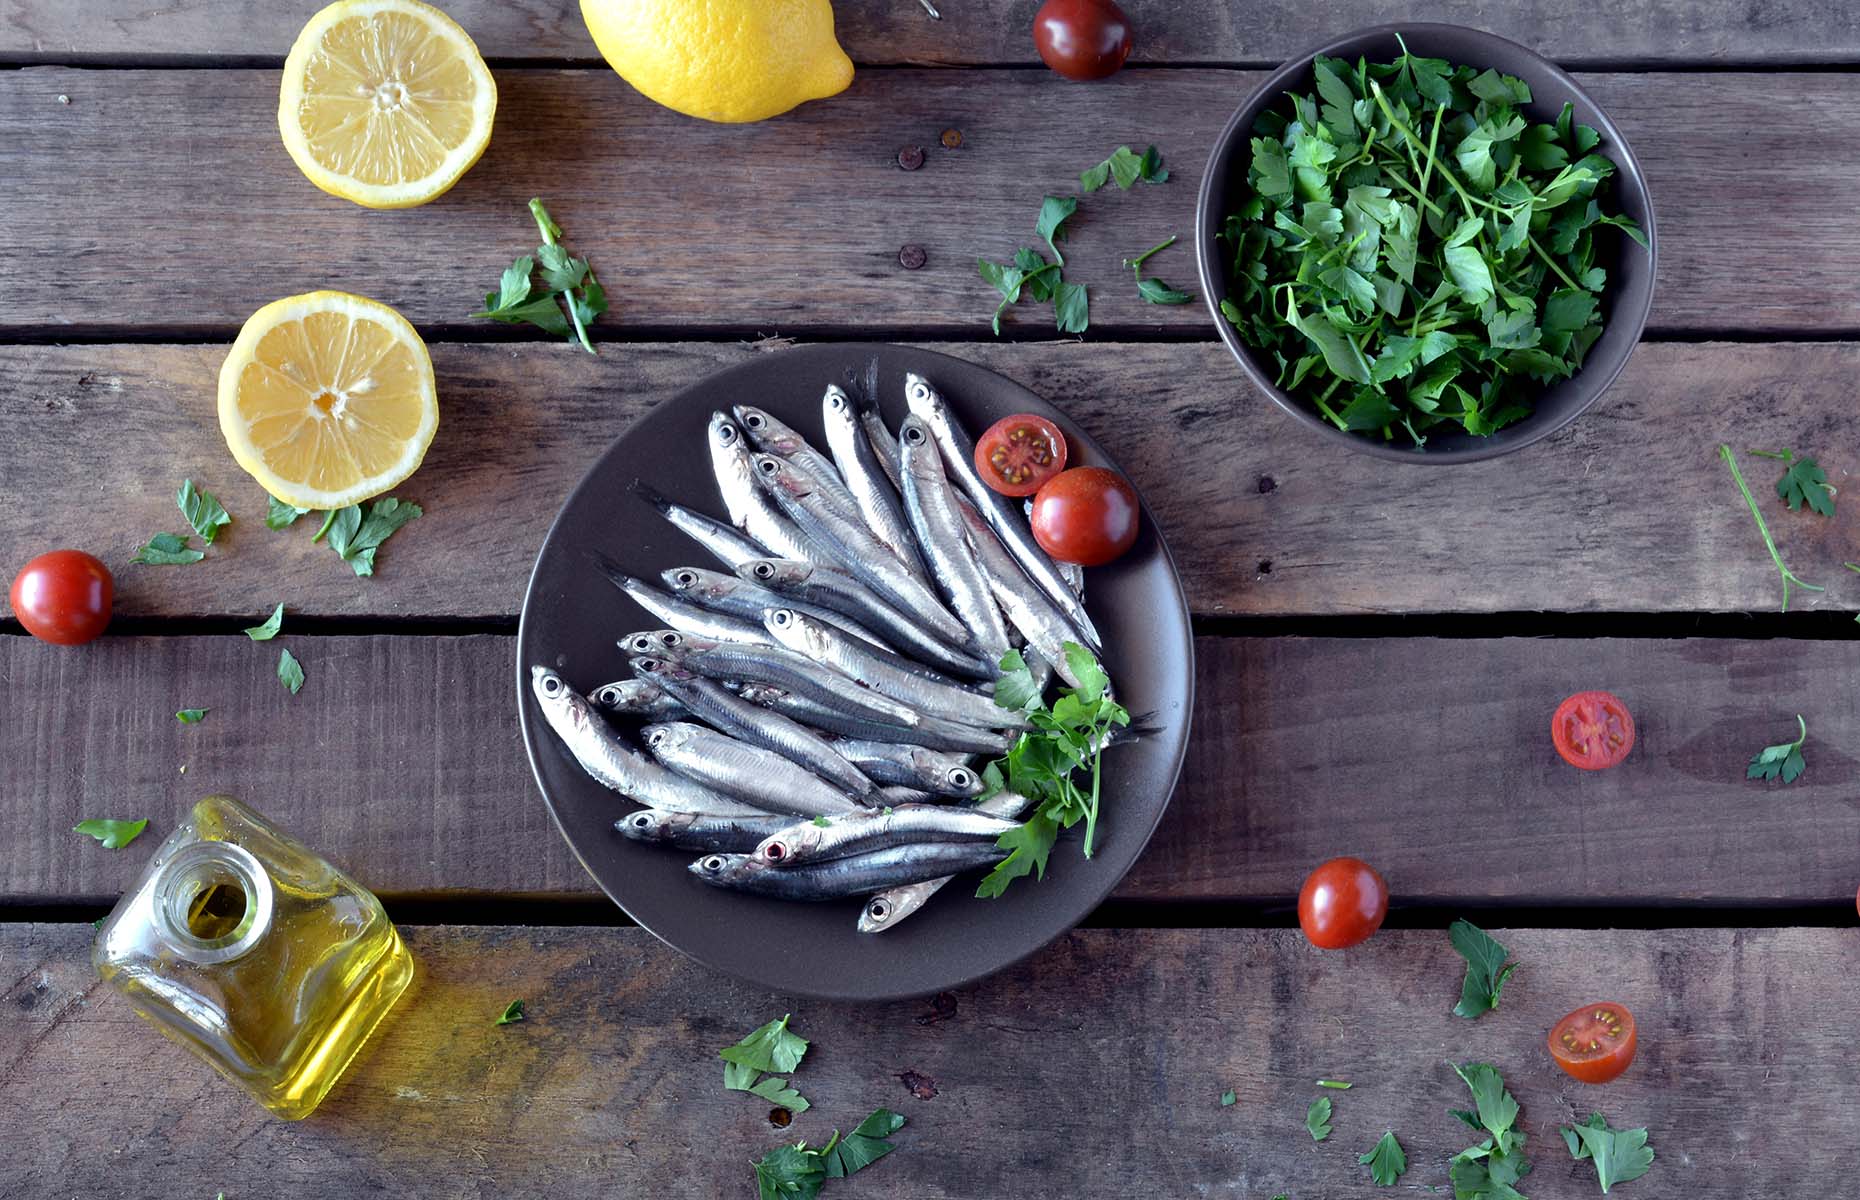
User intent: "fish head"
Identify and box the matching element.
[689,852,758,883]
[761,608,831,658]
[754,822,825,866]
[591,681,634,711]
[615,809,670,841]
[707,412,752,480]
[531,665,592,730]
[628,655,687,684]
[856,889,923,934]
[903,372,945,425]
[619,629,685,658]
[897,414,941,476]
[738,557,808,588]
[733,405,805,456]
[940,761,985,797]
[660,566,730,603]
[750,452,809,498]
[640,722,683,750]
[820,384,853,422]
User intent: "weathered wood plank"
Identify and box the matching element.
[4,923,1856,1196]
[6,633,1856,906]
[3,341,1856,621]
[4,0,1856,66]
[0,69,1854,335]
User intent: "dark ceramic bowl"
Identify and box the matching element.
[1194,23,1657,463]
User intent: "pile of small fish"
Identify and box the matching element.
[530,370,1111,933]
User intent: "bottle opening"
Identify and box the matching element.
[154,841,274,964]
[185,881,249,941]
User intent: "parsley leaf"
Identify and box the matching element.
[277,648,304,695]
[495,999,525,1025]
[1219,1089,1238,1106]
[752,1108,905,1199]
[1360,1130,1407,1186]
[1449,920,1518,1019]
[1079,145,1167,192]
[1747,714,1808,784]
[1562,1112,1654,1193]
[1054,280,1089,333]
[1035,195,1077,266]
[324,497,422,577]
[819,1108,905,1177]
[132,532,204,565]
[721,1014,810,1076]
[472,199,604,353]
[1449,1062,1531,1200]
[265,496,310,529]
[177,480,231,544]
[1769,452,1836,516]
[74,818,148,849]
[1137,277,1193,305]
[175,708,208,724]
[754,1143,826,1200]
[243,603,284,641]
[1720,445,1824,611]
[1306,1096,1333,1140]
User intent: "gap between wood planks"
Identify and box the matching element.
[10,55,1860,72]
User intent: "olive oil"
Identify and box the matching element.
[94,795,412,1119]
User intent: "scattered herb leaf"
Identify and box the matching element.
[1752,449,1837,517]
[754,1142,826,1200]
[1720,445,1824,610]
[177,480,231,544]
[721,1014,810,1076]
[1306,1095,1333,1141]
[495,999,525,1025]
[1361,1130,1407,1186]
[1219,1089,1238,1106]
[1449,920,1518,1019]
[1318,1079,1353,1089]
[1449,1061,1530,1200]
[74,818,148,849]
[277,648,304,695]
[819,1108,906,1178]
[243,603,284,641]
[175,708,208,724]
[1562,1112,1654,1193]
[132,532,204,565]
[1080,144,1169,192]
[752,1109,905,1199]
[1136,277,1194,305]
[323,497,423,577]
[265,496,311,530]
[472,198,605,353]
[1747,714,1808,784]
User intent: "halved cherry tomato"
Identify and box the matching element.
[1548,1002,1638,1083]
[974,413,1067,497]
[10,549,112,645]
[1029,467,1139,566]
[1297,857,1388,949]
[1032,0,1133,82]
[1551,690,1635,770]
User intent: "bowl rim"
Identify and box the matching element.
[1193,21,1659,465]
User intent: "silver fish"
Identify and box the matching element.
[821,384,928,580]
[857,790,1034,933]
[735,683,1014,756]
[827,738,984,796]
[732,403,865,525]
[642,721,862,818]
[764,608,1029,731]
[615,809,796,854]
[706,411,823,563]
[689,841,1008,900]
[632,479,767,570]
[751,452,972,646]
[958,500,1091,688]
[593,556,771,645]
[638,628,925,729]
[880,784,936,805]
[658,564,889,649]
[904,372,1102,651]
[528,666,766,816]
[754,804,1022,866]
[898,415,1014,662]
[629,657,879,798]
[737,557,993,680]
[590,677,690,719]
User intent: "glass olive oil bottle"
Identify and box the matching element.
[93,796,412,1119]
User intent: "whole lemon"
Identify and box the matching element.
[580,0,854,123]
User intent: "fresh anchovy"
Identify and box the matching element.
[632,480,767,570]
[827,738,984,796]
[629,657,880,797]
[644,722,861,818]
[897,415,1013,662]
[821,384,929,581]
[1025,647,1054,697]
[636,628,925,728]
[528,666,766,816]
[590,678,690,720]
[706,410,824,563]
[738,558,992,680]
[880,784,936,805]
[958,501,1090,688]
[689,841,1008,900]
[592,556,771,645]
[751,451,971,646]
[658,564,888,649]
[755,804,1022,866]
[765,608,1028,731]
[1024,498,1086,598]
[732,403,865,525]
[857,790,1035,933]
[735,683,1014,756]
[904,372,1102,652]
[615,808,796,854]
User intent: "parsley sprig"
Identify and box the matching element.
[1080,144,1169,192]
[1750,448,1836,516]
[1747,714,1808,784]
[721,1014,812,1114]
[1720,445,1824,610]
[1124,235,1193,305]
[1562,1112,1654,1193]
[1448,1061,1531,1199]
[978,197,1087,334]
[974,644,1129,898]
[473,198,606,353]
[1448,920,1517,1019]
[752,1108,906,1200]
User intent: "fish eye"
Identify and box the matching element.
[744,411,764,429]
[629,813,650,828]
[662,632,681,646]
[596,686,618,705]
[675,571,695,586]
[827,393,845,410]
[636,656,661,671]
[866,898,890,921]
[753,562,773,579]
[771,610,790,626]
[701,855,725,871]
[757,458,778,474]
[903,426,925,445]
[949,767,973,786]
[764,842,786,860]
[541,675,561,695]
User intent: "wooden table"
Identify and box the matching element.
[4,3,1859,1195]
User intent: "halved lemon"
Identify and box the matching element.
[278,0,496,209]
[219,292,439,510]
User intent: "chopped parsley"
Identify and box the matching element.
[1448,920,1517,1019]
[243,603,284,641]
[1360,1130,1407,1186]
[74,818,149,849]
[1747,714,1808,784]
[1306,1095,1333,1141]
[495,999,525,1025]
[722,1014,811,1114]
[1562,1112,1654,1193]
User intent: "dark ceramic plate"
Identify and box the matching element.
[516,344,1194,1000]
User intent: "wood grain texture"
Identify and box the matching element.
[0,68,1855,335]
[5,923,1858,1196]
[4,0,1856,66]
[7,633,1856,906]
[3,340,1856,621]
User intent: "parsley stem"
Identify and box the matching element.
[1526,233,1582,291]
[529,197,597,355]
[1719,444,1825,611]
[1747,448,1793,461]
[310,509,336,542]
[1846,562,1860,573]
[1082,716,1104,858]
[1123,235,1177,272]
[1370,82,1483,222]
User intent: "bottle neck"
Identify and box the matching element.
[151,841,274,965]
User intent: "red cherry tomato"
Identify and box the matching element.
[1548,1003,1638,1084]
[1032,0,1133,81]
[10,550,113,645]
[1551,690,1636,770]
[1297,857,1388,950]
[974,414,1068,497]
[1029,467,1139,567]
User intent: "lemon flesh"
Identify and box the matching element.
[580,0,854,124]
[279,0,496,208]
[219,292,438,511]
